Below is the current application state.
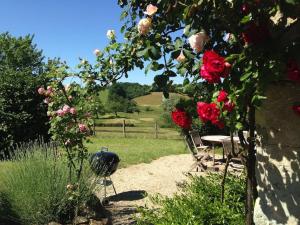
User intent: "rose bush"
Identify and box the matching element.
[115,1,300,224]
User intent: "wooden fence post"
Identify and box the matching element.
[123,119,126,138]
[155,121,158,139]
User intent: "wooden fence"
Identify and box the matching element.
[93,119,170,139]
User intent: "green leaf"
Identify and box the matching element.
[235,122,243,130]
[164,70,177,77]
[148,46,161,60]
[240,14,252,24]
[136,48,149,58]
[120,11,128,20]
[240,72,252,81]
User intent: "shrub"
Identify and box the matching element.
[0,142,96,225]
[145,106,153,111]
[0,33,50,157]
[136,173,245,225]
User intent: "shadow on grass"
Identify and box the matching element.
[0,193,21,225]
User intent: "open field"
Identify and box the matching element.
[134,92,186,106]
[86,136,186,168]
[95,97,180,139]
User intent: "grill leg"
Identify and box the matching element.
[108,176,117,195]
[103,177,107,199]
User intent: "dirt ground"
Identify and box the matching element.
[96,153,242,224]
[96,154,193,224]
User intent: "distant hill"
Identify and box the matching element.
[134,92,186,106]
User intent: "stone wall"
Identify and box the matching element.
[254,82,300,225]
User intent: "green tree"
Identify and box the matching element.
[105,83,138,116]
[0,33,49,157]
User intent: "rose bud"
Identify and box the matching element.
[176,51,186,63]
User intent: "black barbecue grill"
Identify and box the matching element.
[89,147,120,205]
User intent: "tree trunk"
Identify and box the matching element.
[246,105,257,225]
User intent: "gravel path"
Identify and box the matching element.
[97,154,194,224]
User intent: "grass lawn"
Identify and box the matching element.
[86,136,187,168]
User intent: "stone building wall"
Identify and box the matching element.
[254,82,300,225]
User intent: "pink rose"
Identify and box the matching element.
[176,51,186,63]
[38,87,45,95]
[78,123,87,133]
[144,4,158,16]
[138,18,152,35]
[45,86,53,96]
[188,32,210,53]
[70,107,76,115]
[44,98,50,104]
[63,105,70,113]
[56,109,65,117]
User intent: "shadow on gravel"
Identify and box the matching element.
[109,190,147,202]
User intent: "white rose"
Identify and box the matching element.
[188,32,210,53]
[106,30,116,39]
[138,18,152,35]
[93,49,100,56]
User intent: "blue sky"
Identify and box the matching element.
[0,0,183,84]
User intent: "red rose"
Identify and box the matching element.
[200,65,221,84]
[242,21,269,45]
[200,51,230,83]
[223,101,235,112]
[217,90,228,102]
[171,108,192,129]
[213,120,225,129]
[203,50,225,74]
[292,105,300,116]
[197,102,220,123]
[287,60,300,82]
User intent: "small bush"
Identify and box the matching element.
[0,142,96,225]
[136,173,245,225]
[158,112,177,128]
[145,106,153,111]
